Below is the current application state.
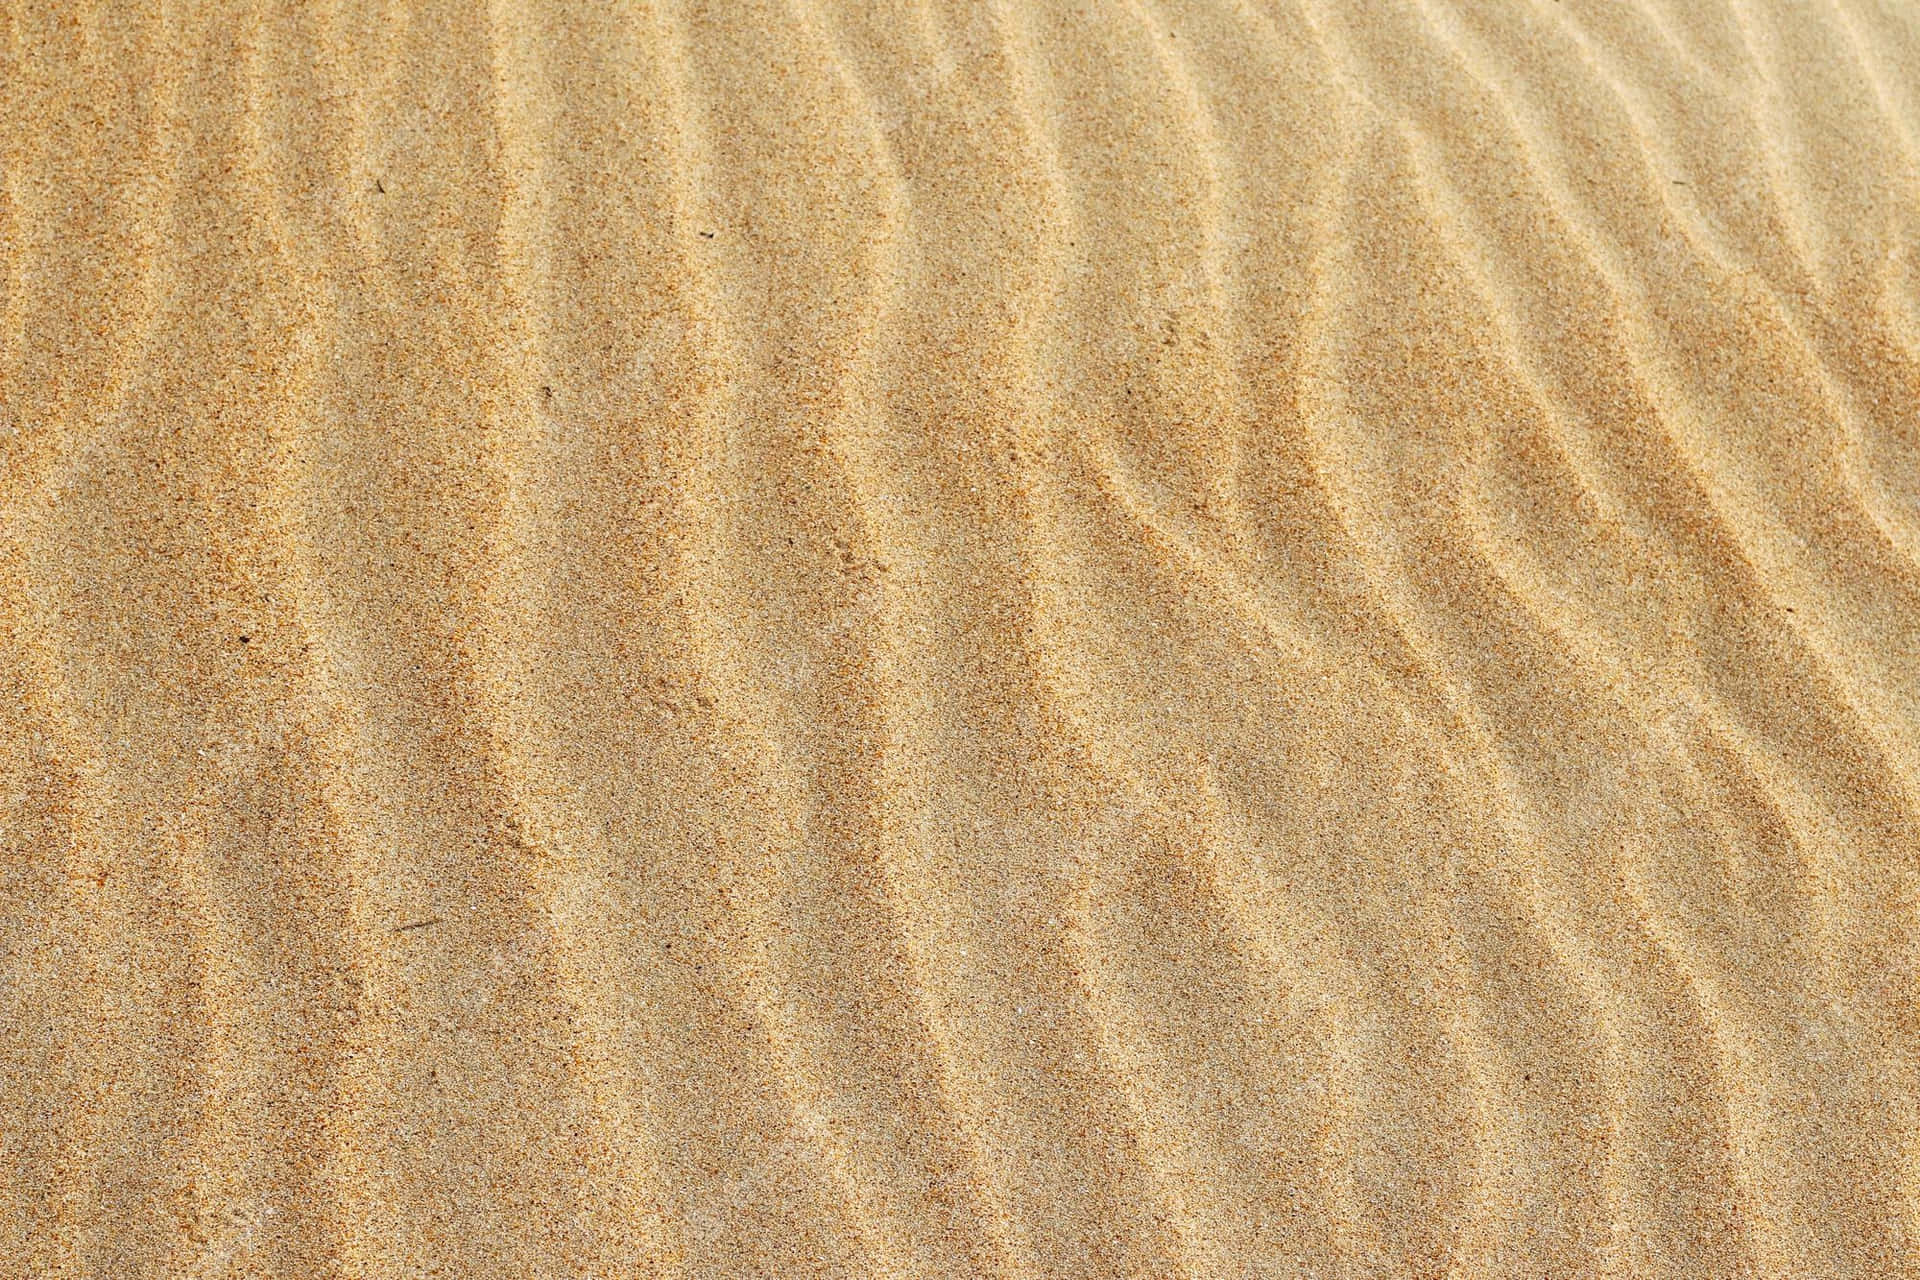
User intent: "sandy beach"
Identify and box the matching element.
[4,0,1919,1274]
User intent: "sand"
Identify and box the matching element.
[3,0,1919,1275]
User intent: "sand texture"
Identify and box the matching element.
[4,0,1920,1275]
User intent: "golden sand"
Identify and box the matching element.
[4,0,1920,1275]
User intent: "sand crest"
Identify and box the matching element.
[4,0,1919,1275]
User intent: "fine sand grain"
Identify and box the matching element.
[5,0,1920,1275]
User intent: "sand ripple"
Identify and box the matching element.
[3,0,1918,1274]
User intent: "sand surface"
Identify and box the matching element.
[5,0,1920,1275]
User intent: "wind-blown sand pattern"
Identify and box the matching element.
[4,0,1920,1274]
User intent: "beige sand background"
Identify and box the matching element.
[4,0,1920,1275]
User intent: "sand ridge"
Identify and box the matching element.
[3,0,1919,1275]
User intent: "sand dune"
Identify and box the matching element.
[4,0,1920,1274]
